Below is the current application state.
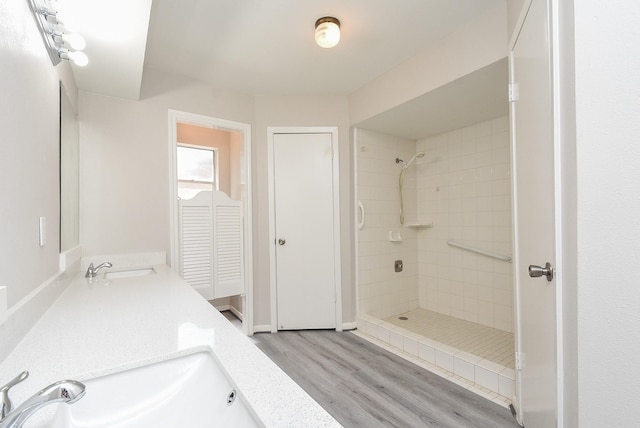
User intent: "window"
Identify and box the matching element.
[177,145,218,199]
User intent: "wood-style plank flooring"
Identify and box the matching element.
[254,330,520,428]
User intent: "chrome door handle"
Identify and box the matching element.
[278,238,286,246]
[528,262,554,281]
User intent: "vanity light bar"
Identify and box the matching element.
[26,0,88,66]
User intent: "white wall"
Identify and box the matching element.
[229,132,244,201]
[356,129,419,318]
[78,69,254,258]
[0,1,61,307]
[349,4,508,126]
[0,0,81,360]
[79,89,353,328]
[573,2,640,426]
[416,116,513,332]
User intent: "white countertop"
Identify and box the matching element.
[0,265,340,427]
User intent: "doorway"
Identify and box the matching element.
[267,127,342,331]
[168,110,253,335]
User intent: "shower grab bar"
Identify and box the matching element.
[447,240,512,262]
[357,200,365,230]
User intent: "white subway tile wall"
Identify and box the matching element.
[357,129,420,318]
[357,116,513,332]
[416,116,513,332]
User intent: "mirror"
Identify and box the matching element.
[60,83,80,252]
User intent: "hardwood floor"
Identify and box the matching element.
[254,330,520,428]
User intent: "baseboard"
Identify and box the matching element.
[212,304,243,319]
[342,321,358,331]
[229,305,243,321]
[253,325,273,333]
[252,323,355,333]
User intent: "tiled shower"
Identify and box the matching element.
[355,116,516,403]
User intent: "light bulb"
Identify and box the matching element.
[62,33,86,50]
[67,50,88,66]
[60,49,89,67]
[315,17,340,49]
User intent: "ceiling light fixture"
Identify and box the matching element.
[27,0,89,67]
[315,17,340,48]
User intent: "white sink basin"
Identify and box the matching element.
[50,352,263,428]
[104,267,156,279]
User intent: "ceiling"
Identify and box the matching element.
[143,0,504,96]
[57,0,153,100]
[60,0,507,139]
[356,58,509,140]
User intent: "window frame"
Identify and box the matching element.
[176,143,219,195]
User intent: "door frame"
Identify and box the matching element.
[267,127,342,333]
[168,109,254,335]
[509,0,566,424]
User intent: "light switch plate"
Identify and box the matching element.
[0,286,7,326]
[39,216,47,247]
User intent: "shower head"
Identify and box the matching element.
[402,151,425,170]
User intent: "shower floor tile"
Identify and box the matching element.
[383,308,515,369]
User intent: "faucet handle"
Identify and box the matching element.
[0,371,28,419]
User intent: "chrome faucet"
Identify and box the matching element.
[0,372,28,420]
[85,262,113,278]
[0,371,85,428]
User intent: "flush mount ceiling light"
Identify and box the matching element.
[315,17,340,48]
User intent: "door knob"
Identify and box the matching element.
[528,262,554,281]
[278,238,286,246]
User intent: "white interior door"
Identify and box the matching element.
[273,132,336,330]
[511,0,558,426]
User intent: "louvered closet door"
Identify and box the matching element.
[179,191,244,300]
[212,192,244,298]
[179,192,214,300]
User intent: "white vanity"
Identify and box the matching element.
[0,265,340,427]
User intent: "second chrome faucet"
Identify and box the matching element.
[85,262,113,278]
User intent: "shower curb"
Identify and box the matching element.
[355,314,515,408]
